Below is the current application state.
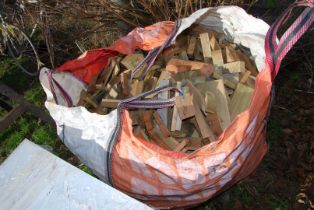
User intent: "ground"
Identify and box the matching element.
[0,5,313,209]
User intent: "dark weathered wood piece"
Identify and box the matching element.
[0,83,56,132]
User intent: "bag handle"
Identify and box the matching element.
[265,0,314,80]
[119,85,183,109]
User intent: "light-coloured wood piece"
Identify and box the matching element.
[196,79,231,129]
[186,80,206,115]
[212,50,224,65]
[209,34,220,50]
[101,99,120,108]
[143,111,153,131]
[187,36,197,56]
[236,50,259,76]
[240,71,251,83]
[173,139,189,152]
[194,103,216,141]
[199,33,212,62]
[153,111,170,138]
[131,80,144,96]
[207,112,223,136]
[166,58,213,76]
[147,129,170,150]
[222,61,245,73]
[143,77,157,92]
[121,70,131,96]
[176,94,195,120]
[229,83,254,120]
[179,51,189,60]
[225,45,239,63]
[246,75,256,88]
[133,126,149,141]
[121,53,145,77]
[163,136,179,150]
[157,80,170,127]
[171,82,182,131]
[205,92,216,113]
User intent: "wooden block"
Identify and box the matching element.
[176,94,195,120]
[187,36,197,57]
[194,103,216,141]
[121,53,145,78]
[199,33,212,62]
[185,137,202,151]
[194,39,203,61]
[246,75,256,88]
[133,126,149,141]
[148,129,170,150]
[173,139,188,152]
[108,87,118,98]
[171,131,187,138]
[225,45,239,63]
[179,51,189,60]
[157,80,170,127]
[229,83,254,120]
[209,34,221,50]
[240,71,251,83]
[121,53,144,70]
[205,92,216,113]
[129,111,139,126]
[212,50,224,66]
[153,111,170,138]
[196,80,231,129]
[163,136,179,150]
[166,58,213,76]
[186,80,206,115]
[131,80,144,96]
[212,71,237,90]
[171,82,182,131]
[236,50,259,76]
[156,71,172,86]
[207,112,223,136]
[101,99,120,108]
[222,61,245,73]
[84,95,98,108]
[143,111,153,131]
[121,70,131,96]
[143,77,157,92]
[223,73,239,90]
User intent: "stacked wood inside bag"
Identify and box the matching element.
[78,31,258,153]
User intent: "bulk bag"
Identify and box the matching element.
[39,2,314,209]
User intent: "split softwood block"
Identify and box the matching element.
[222,61,245,73]
[143,111,153,131]
[194,39,203,61]
[163,136,179,150]
[194,103,216,142]
[196,79,231,129]
[133,126,150,141]
[176,94,195,120]
[153,111,170,138]
[207,112,223,136]
[166,58,213,76]
[121,70,131,96]
[240,71,252,83]
[187,36,197,56]
[186,80,206,115]
[173,139,189,152]
[225,46,239,63]
[236,50,259,76]
[131,80,144,96]
[157,80,170,127]
[212,50,224,66]
[171,82,182,131]
[199,33,212,62]
[121,53,145,78]
[209,34,220,50]
[205,92,216,113]
[101,99,120,108]
[147,129,170,150]
[229,83,254,120]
